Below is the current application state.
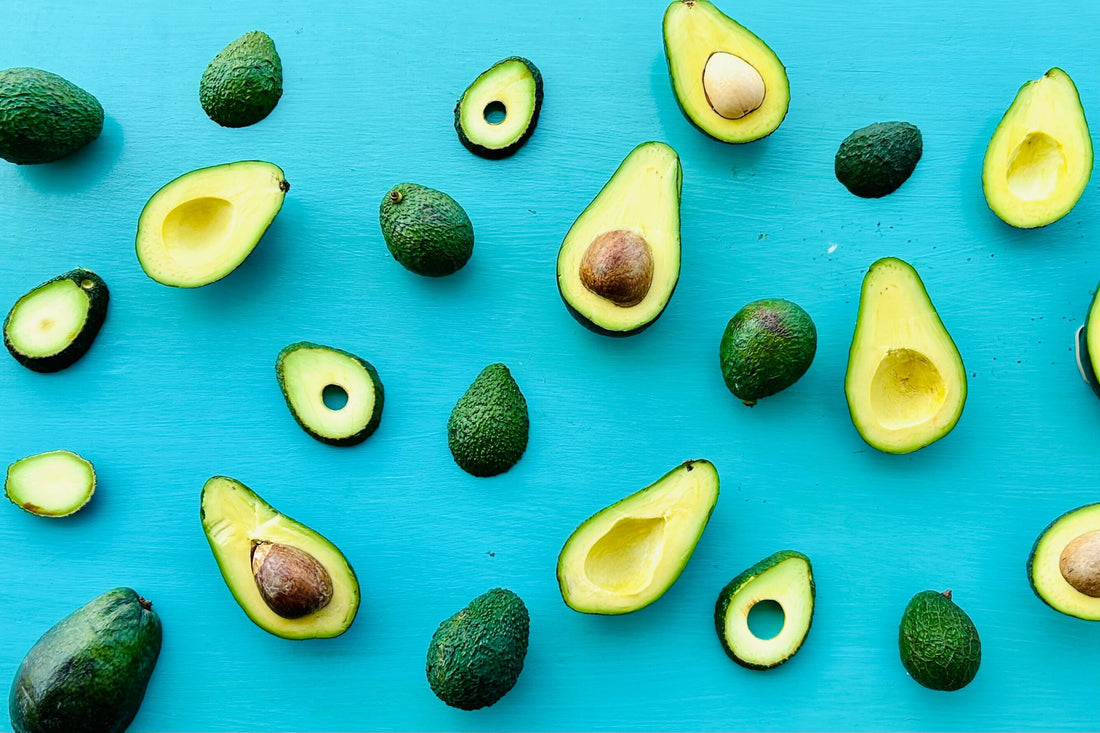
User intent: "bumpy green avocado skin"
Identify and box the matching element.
[0,68,103,164]
[379,184,474,277]
[835,122,923,198]
[426,588,530,710]
[200,31,283,128]
[9,588,162,733]
[3,269,109,373]
[448,363,529,477]
[719,299,816,405]
[898,590,980,691]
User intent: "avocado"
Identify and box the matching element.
[845,258,966,454]
[9,587,161,733]
[714,550,814,670]
[557,142,681,336]
[1077,289,1100,398]
[5,450,95,518]
[835,122,923,198]
[719,298,816,406]
[200,476,359,639]
[199,31,283,128]
[663,0,789,143]
[557,459,719,614]
[136,161,288,288]
[1027,503,1100,620]
[447,363,529,477]
[898,590,980,691]
[425,588,530,710]
[455,57,543,159]
[0,68,103,164]
[4,269,108,373]
[379,183,474,277]
[983,68,1092,229]
[276,342,384,446]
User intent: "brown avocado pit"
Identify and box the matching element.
[579,229,654,307]
[1060,530,1100,597]
[251,541,335,619]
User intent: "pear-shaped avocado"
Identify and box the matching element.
[200,31,283,128]
[0,68,103,164]
[898,590,980,691]
[1028,503,1100,620]
[379,184,474,277]
[447,363,529,477]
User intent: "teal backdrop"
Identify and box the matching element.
[0,0,1098,730]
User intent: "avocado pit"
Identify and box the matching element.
[702,52,765,120]
[579,229,654,307]
[251,541,334,619]
[1059,530,1100,597]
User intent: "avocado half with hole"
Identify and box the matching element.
[3,268,108,372]
[1028,503,1100,620]
[5,450,95,517]
[136,161,288,287]
[557,459,719,614]
[454,57,542,159]
[556,142,681,336]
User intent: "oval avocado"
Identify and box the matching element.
[0,68,103,164]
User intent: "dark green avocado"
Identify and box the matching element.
[3,269,108,373]
[447,363,529,477]
[0,68,103,164]
[455,57,543,159]
[835,122,923,198]
[200,31,283,128]
[719,298,816,405]
[898,589,980,691]
[379,184,474,277]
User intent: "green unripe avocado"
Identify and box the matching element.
[835,121,923,198]
[379,183,474,277]
[448,363,529,477]
[898,589,981,691]
[0,68,103,164]
[200,31,283,128]
[719,298,816,406]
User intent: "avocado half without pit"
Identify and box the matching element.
[1028,503,1100,620]
[455,57,543,159]
[4,268,108,372]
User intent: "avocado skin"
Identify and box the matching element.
[454,57,543,159]
[560,285,678,338]
[448,363,529,477]
[835,122,922,198]
[9,588,162,733]
[200,31,283,128]
[426,588,530,710]
[898,590,980,691]
[379,184,474,277]
[0,68,103,164]
[719,299,815,405]
[4,269,109,373]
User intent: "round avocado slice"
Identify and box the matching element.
[1028,503,1100,620]
[4,268,108,373]
[454,57,543,159]
[5,450,95,517]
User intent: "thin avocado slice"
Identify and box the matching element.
[557,459,719,614]
[1028,503,1100,620]
[556,142,681,336]
[845,258,966,454]
[455,57,543,159]
[5,450,95,517]
[4,268,108,372]
[200,476,360,639]
[714,550,814,669]
[276,342,384,446]
[136,161,288,287]
[983,68,1092,229]
[663,0,789,143]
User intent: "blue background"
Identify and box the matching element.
[0,0,1098,730]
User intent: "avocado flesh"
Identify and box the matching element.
[983,68,1092,229]
[557,142,681,335]
[663,0,788,143]
[136,161,287,288]
[5,450,95,517]
[200,476,359,639]
[557,460,719,614]
[455,57,542,158]
[845,258,966,454]
[1028,503,1100,620]
[4,269,108,373]
[1080,286,1100,397]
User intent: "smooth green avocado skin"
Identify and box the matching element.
[448,363,529,477]
[426,588,530,710]
[898,590,980,691]
[719,299,816,405]
[200,31,283,128]
[835,122,923,198]
[379,184,474,277]
[4,268,109,373]
[454,57,543,159]
[0,68,103,164]
[9,588,162,733]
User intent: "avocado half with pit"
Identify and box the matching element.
[1028,503,1100,620]
[1075,286,1100,397]
[454,57,542,158]
[3,268,108,372]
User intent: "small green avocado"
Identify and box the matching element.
[447,363,529,476]
[898,589,980,691]
[835,122,922,198]
[379,184,474,277]
[719,298,816,406]
[200,31,283,128]
[0,68,103,164]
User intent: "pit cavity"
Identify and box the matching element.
[484,101,507,125]
[322,384,349,411]
[1006,132,1066,201]
[584,517,666,594]
[162,197,235,253]
[747,599,785,640]
[870,348,947,430]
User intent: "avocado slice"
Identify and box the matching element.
[557,142,681,336]
[845,257,966,454]
[557,459,719,614]
[714,550,814,670]
[898,589,980,691]
[276,342,384,446]
[200,476,359,639]
[719,298,816,406]
[447,363,529,477]
[983,68,1092,229]
[0,67,103,164]
[136,161,288,288]
[663,0,789,143]
[5,450,95,518]
[1028,503,1100,620]
[454,57,543,159]
[4,268,108,373]
[200,31,283,128]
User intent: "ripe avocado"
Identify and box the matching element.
[5,450,95,517]
[447,363,529,477]
[1028,503,1100,620]
[200,31,283,128]
[9,588,161,733]
[379,184,474,277]
[834,122,923,198]
[455,57,543,158]
[425,588,530,710]
[4,268,108,373]
[898,590,980,691]
[719,298,816,406]
[0,68,103,164]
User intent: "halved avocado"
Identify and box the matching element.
[1028,503,1100,620]
[5,450,95,517]
[663,0,789,143]
[3,268,108,372]
[556,142,681,336]
[845,258,966,454]
[715,550,814,669]
[136,161,288,287]
[557,459,719,614]
[454,57,543,159]
[200,476,359,639]
[983,68,1092,229]
[1077,288,1100,398]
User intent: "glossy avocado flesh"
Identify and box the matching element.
[0,67,103,164]
[4,269,108,372]
[5,450,95,518]
[455,57,542,158]
[557,142,681,336]
[983,68,1092,229]
[557,460,719,614]
[136,161,288,287]
[715,551,814,670]
[200,476,359,639]
[899,590,980,691]
[276,342,384,446]
[845,258,966,454]
[663,0,788,143]
[1028,503,1100,620]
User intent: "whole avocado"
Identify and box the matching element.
[447,363,529,476]
[835,121,923,198]
[719,298,816,405]
[0,68,103,164]
[199,31,283,128]
[379,184,474,277]
[898,589,980,691]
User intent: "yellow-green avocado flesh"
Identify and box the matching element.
[1029,503,1100,620]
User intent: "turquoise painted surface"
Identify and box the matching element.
[0,0,1098,730]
